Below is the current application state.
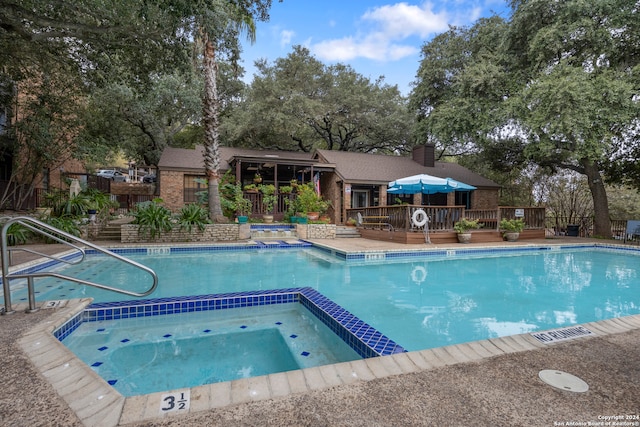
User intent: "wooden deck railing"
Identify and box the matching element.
[346,206,547,232]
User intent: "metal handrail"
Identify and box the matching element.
[1,216,158,314]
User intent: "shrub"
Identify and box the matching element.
[44,189,89,217]
[177,204,211,233]
[2,221,31,246]
[40,216,82,242]
[259,184,277,214]
[132,201,173,239]
[294,183,329,213]
[500,218,525,233]
[453,218,480,233]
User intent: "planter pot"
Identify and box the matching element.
[87,209,97,223]
[298,217,308,224]
[290,216,299,224]
[35,207,51,217]
[263,214,274,223]
[237,215,248,224]
[504,232,520,242]
[457,233,472,243]
[306,212,319,221]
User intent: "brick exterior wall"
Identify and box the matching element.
[321,174,342,224]
[472,189,499,210]
[159,170,186,212]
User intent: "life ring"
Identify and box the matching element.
[411,266,427,283]
[411,209,429,227]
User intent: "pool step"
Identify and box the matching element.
[335,226,361,238]
[250,224,297,239]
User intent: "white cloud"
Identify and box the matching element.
[313,33,419,62]
[362,2,451,39]
[279,30,295,48]
[312,2,452,62]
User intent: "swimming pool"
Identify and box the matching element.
[62,301,363,396]
[11,243,640,352]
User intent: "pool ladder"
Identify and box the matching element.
[1,216,158,314]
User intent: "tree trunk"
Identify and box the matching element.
[202,36,227,223]
[582,159,611,238]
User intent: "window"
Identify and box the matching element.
[184,175,206,203]
[455,191,471,209]
[351,190,369,208]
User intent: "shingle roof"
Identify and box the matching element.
[158,146,500,189]
[158,146,315,171]
[316,149,500,188]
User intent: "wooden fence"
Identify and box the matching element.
[346,206,547,232]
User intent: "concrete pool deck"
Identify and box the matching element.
[1,237,639,426]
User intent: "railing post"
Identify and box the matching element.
[26,277,39,313]
[1,219,15,314]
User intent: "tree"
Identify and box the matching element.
[224,46,413,154]
[506,0,639,237]
[0,0,192,206]
[410,17,514,161]
[0,62,83,209]
[410,1,639,238]
[174,0,275,222]
[78,70,203,168]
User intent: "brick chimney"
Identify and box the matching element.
[412,144,435,167]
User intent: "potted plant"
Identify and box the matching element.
[223,182,253,223]
[279,185,292,194]
[253,173,263,184]
[453,218,480,243]
[345,217,357,227]
[500,218,525,242]
[236,193,253,224]
[259,184,277,223]
[294,183,327,221]
[243,183,258,193]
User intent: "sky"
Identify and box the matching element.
[240,1,511,96]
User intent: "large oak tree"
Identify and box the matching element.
[411,0,639,237]
[224,45,413,154]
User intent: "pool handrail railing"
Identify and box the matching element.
[1,216,158,314]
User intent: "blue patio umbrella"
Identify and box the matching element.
[444,177,476,192]
[387,174,475,195]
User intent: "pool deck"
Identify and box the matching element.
[2,237,640,426]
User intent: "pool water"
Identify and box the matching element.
[62,303,362,396]
[14,246,640,351]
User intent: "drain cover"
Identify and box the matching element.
[539,370,589,392]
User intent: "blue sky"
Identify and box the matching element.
[241,1,511,95]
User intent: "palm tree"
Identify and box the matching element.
[198,1,270,222]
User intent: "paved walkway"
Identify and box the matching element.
[1,237,639,426]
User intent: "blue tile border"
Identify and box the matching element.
[53,287,405,358]
[0,250,84,288]
[250,224,296,231]
[318,243,640,264]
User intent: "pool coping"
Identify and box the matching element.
[18,299,640,427]
[11,241,640,426]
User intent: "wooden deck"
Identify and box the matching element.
[358,228,546,244]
